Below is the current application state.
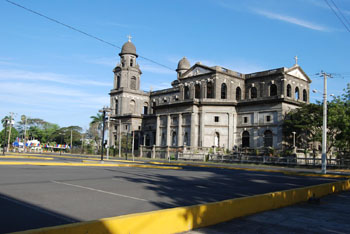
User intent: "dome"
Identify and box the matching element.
[177,57,190,71]
[119,41,138,57]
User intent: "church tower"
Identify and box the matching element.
[109,37,150,149]
[113,36,142,91]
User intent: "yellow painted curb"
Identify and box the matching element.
[13,179,350,234]
[9,153,144,164]
[0,156,53,160]
[148,161,350,178]
[0,162,181,170]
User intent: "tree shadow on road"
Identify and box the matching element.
[0,193,79,233]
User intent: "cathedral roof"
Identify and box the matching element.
[119,41,138,57]
[177,57,190,71]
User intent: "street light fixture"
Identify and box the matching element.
[99,106,110,162]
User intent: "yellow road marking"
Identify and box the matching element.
[8,153,144,163]
[13,179,350,234]
[0,161,181,170]
[0,156,53,160]
[147,161,350,178]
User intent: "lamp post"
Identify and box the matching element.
[2,118,9,156]
[314,71,332,174]
[292,131,296,154]
[99,106,110,162]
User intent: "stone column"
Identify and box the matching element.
[178,113,183,146]
[280,78,286,98]
[156,115,160,146]
[166,115,171,146]
[232,113,237,148]
[199,111,205,147]
[227,113,232,150]
[190,112,196,147]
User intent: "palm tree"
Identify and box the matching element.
[89,113,104,151]
[90,113,103,131]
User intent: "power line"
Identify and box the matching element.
[330,0,350,29]
[324,0,350,33]
[5,0,175,72]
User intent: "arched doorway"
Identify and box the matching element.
[214,132,220,147]
[270,84,277,96]
[264,130,273,147]
[242,131,250,148]
[172,131,177,146]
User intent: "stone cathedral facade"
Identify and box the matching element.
[108,40,311,151]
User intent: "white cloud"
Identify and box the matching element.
[0,69,110,87]
[0,81,109,110]
[252,9,329,31]
[87,57,117,67]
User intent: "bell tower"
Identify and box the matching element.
[113,36,142,91]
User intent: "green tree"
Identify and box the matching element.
[283,103,322,149]
[89,113,104,150]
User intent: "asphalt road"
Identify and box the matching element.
[0,154,342,233]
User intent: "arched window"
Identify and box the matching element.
[117,76,121,89]
[143,102,148,115]
[207,82,214,98]
[172,132,177,146]
[214,132,220,147]
[303,89,307,102]
[115,100,118,115]
[242,131,250,148]
[236,87,241,100]
[264,130,273,147]
[130,77,137,90]
[130,58,133,67]
[251,87,257,99]
[221,83,227,99]
[184,132,188,146]
[295,87,299,100]
[129,100,136,113]
[270,84,277,96]
[161,133,166,146]
[145,135,150,146]
[287,84,291,97]
[184,86,190,99]
[195,83,201,99]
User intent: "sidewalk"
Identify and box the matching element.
[184,191,350,234]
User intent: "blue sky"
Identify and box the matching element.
[1,0,349,130]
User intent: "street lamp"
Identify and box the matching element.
[314,71,332,174]
[292,131,296,154]
[2,118,9,156]
[99,106,110,162]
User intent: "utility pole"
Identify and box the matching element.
[132,131,135,161]
[318,71,332,174]
[99,106,110,162]
[70,129,73,152]
[2,118,9,155]
[119,119,121,158]
[106,113,110,160]
[7,112,14,152]
[24,116,27,152]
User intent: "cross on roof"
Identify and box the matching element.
[294,55,298,66]
[127,35,132,42]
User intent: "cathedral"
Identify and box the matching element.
[108,39,311,152]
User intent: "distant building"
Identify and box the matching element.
[108,40,311,151]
